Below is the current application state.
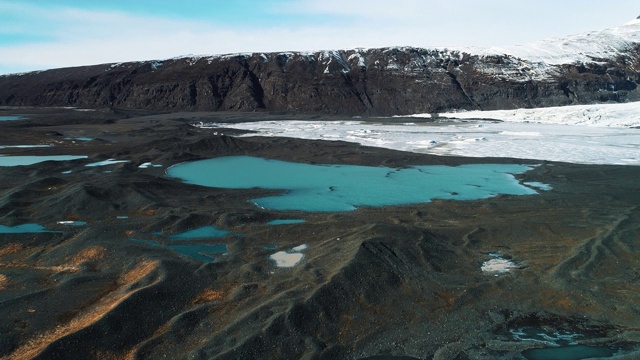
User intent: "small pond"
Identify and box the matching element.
[0,145,52,149]
[0,155,87,166]
[522,345,619,360]
[267,219,306,225]
[0,223,58,233]
[132,238,228,263]
[167,226,231,240]
[0,116,25,121]
[131,226,232,262]
[165,244,228,262]
[167,156,541,212]
[513,327,626,360]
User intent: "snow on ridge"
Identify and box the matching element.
[413,101,640,128]
[347,52,366,68]
[442,19,640,65]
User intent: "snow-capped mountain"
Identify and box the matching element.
[1,18,639,115]
[448,18,640,66]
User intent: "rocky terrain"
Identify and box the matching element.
[0,107,639,359]
[2,20,640,116]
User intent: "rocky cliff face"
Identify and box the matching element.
[2,24,640,115]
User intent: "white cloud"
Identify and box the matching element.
[275,0,439,19]
[0,1,638,74]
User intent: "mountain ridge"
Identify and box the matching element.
[1,21,640,115]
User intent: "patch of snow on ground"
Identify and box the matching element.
[139,162,163,168]
[86,159,129,167]
[269,244,308,268]
[482,257,517,275]
[524,182,553,191]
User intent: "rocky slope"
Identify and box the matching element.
[1,21,640,115]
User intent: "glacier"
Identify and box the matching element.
[196,102,640,166]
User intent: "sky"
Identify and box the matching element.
[0,0,638,75]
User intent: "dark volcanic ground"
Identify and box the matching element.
[0,107,639,360]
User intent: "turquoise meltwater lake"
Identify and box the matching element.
[167,226,230,240]
[0,155,87,166]
[167,156,540,212]
[0,223,57,233]
[0,116,24,121]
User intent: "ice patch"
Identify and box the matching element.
[499,131,542,137]
[292,244,308,252]
[86,159,129,167]
[195,113,640,165]
[57,221,87,226]
[524,182,553,191]
[269,252,304,268]
[139,162,163,168]
[269,244,307,268]
[423,101,640,128]
[482,254,517,275]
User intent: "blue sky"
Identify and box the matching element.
[0,0,638,74]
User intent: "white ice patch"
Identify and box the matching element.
[269,244,307,268]
[291,244,308,252]
[269,251,304,268]
[86,159,129,167]
[482,257,517,275]
[139,162,163,168]
[56,221,87,226]
[499,131,542,137]
[419,101,640,128]
[524,182,553,191]
[196,115,640,165]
